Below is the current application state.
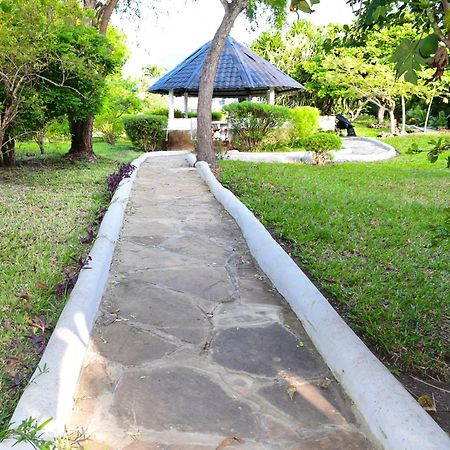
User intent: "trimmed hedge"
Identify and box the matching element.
[290,106,320,139]
[123,114,167,151]
[224,101,291,151]
[148,107,184,118]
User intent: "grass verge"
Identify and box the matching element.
[220,151,449,380]
[0,140,139,431]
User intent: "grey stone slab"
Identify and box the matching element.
[93,321,176,366]
[114,367,259,437]
[140,266,234,303]
[212,323,326,378]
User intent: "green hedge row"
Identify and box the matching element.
[123,114,167,151]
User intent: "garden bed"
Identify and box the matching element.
[0,140,137,432]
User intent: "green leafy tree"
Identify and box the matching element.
[95,76,142,145]
[0,0,86,166]
[300,0,450,83]
[66,0,163,159]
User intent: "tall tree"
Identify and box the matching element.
[68,0,160,159]
[196,0,287,168]
[0,0,85,166]
[66,0,120,159]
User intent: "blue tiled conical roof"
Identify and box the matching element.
[148,36,305,97]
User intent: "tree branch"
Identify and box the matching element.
[219,0,231,12]
[35,75,88,99]
[427,8,447,43]
[99,0,120,35]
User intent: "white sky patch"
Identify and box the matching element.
[112,0,355,78]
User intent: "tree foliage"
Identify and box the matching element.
[305,0,450,83]
[95,76,142,144]
[0,0,124,165]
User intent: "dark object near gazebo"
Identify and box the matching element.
[148,36,305,101]
[336,114,357,137]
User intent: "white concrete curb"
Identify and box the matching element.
[222,137,397,164]
[186,153,449,450]
[0,151,186,449]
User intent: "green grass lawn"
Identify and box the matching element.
[0,140,139,430]
[220,151,449,380]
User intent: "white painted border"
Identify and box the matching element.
[0,151,187,449]
[223,137,397,164]
[186,153,449,450]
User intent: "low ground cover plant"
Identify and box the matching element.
[220,150,449,381]
[123,114,167,151]
[0,140,137,433]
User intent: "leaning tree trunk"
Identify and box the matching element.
[377,106,385,126]
[401,96,406,134]
[388,108,396,135]
[67,116,96,161]
[424,95,434,133]
[197,0,248,168]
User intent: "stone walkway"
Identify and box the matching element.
[68,154,373,449]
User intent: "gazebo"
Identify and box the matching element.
[148,36,305,119]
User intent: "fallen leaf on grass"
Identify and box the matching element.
[18,290,30,301]
[287,385,297,400]
[418,394,436,413]
[320,377,332,389]
[216,436,243,449]
[5,356,20,377]
[36,281,48,290]
[29,316,48,333]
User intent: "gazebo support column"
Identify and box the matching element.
[168,89,175,120]
[267,87,275,105]
[184,93,189,118]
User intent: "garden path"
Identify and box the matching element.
[67,154,373,449]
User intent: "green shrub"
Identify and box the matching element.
[212,111,225,121]
[302,132,342,152]
[302,132,342,165]
[148,107,184,118]
[123,114,167,151]
[290,106,320,139]
[223,101,291,151]
[187,111,225,120]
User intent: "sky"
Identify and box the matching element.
[112,0,355,78]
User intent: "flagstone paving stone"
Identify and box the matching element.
[68,154,373,449]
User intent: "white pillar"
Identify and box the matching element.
[184,93,189,118]
[168,89,175,120]
[267,87,275,105]
[247,95,252,101]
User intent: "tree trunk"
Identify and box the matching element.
[377,106,385,125]
[388,109,396,135]
[196,0,247,168]
[401,96,406,134]
[67,116,96,161]
[1,137,16,167]
[424,96,434,132]
[36,129,45,154]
